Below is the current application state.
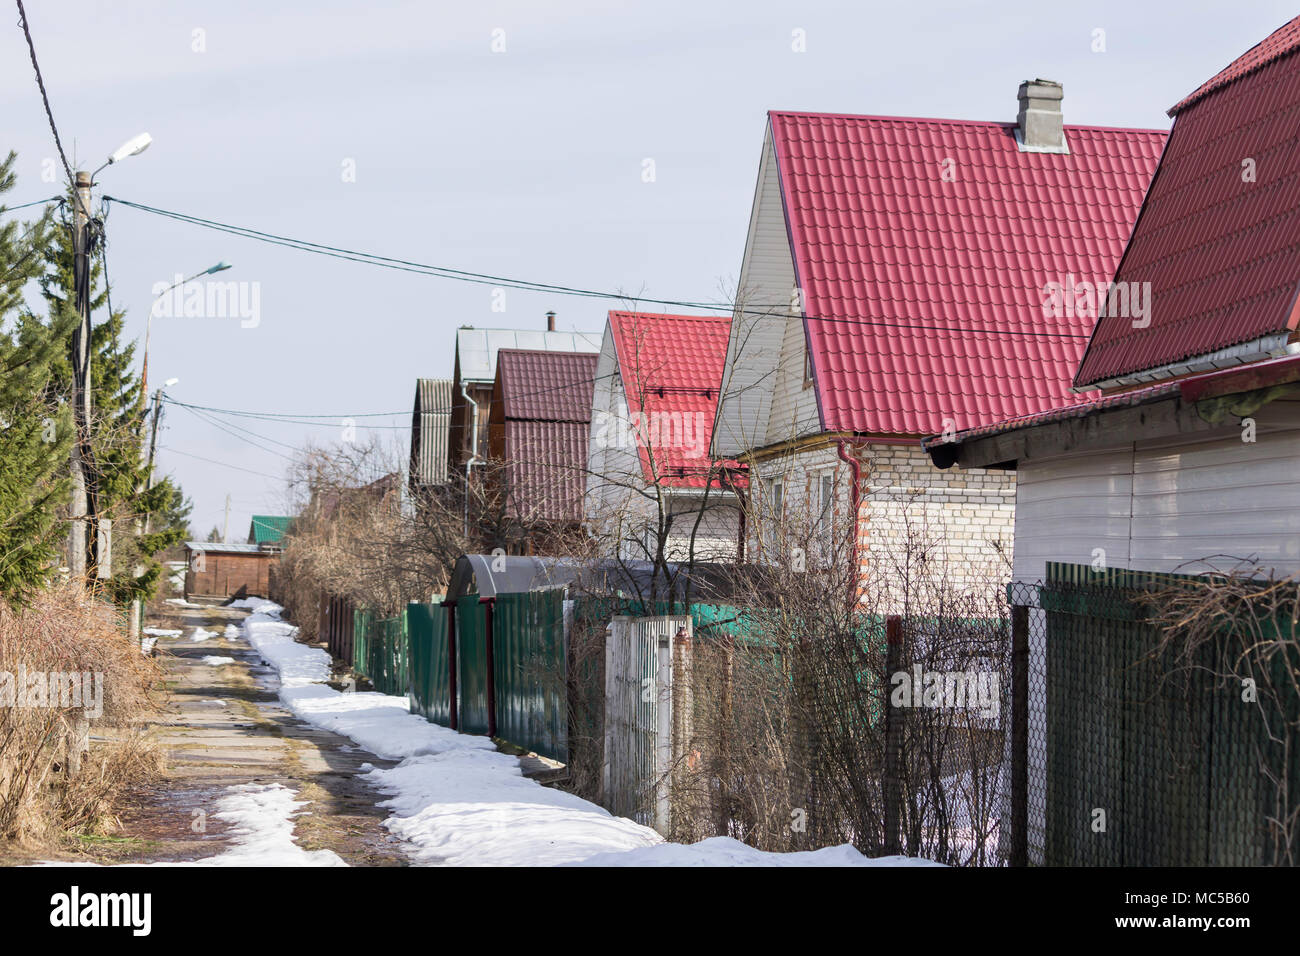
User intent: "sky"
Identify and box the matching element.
[1,0,1294,539]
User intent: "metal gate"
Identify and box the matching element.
[603,615,689,834]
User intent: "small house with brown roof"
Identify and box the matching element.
[487,348,598,554]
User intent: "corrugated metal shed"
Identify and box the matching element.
[1075,16,1300,389]
[411,378,452,486]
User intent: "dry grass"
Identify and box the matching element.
[0,582,163,847]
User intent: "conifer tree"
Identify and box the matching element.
[0,151,75,602]
[40,186,185,605]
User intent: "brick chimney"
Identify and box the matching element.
[1016,79,1067,153]
[545,310,556,331]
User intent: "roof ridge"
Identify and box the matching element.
[1169,14,1300,114]
[767,108,1167,136]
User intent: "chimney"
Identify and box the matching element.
[1016,79,1066,153]
[545,310,556,331]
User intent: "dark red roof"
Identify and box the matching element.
[607,311,743,488]
[503,420,590,523]
[1074,22,1300,389]
[492,349,597,523]
[1170,15,1300,115]
[497,349,597,421]
[769,110,1165,436]
[926,352,1300,455]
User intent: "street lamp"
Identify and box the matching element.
[69,133,154,585]
[92,133,152,179]
[141,261,232,398]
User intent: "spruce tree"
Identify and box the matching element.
[40,186,185,605]
[0,151,75,602]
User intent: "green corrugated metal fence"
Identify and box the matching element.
[350,608,409,697]
[456,595,491,735]
[370,614,409,697]
[494,590,567,762]
[406,602,452,725]
[352,608,374,678]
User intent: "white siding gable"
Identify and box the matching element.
[715,123,819,458]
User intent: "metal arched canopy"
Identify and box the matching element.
[443,554,738,603]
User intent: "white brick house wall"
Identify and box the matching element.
[748,441,1015,605]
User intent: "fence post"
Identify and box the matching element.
[883,614,903,856]
[1010,603,1029,867]
[445,600,458,731]
[483,597,497,739]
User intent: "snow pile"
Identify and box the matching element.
[140,636,158,657]
[143,627,182,637]
[201,656,236,666]
[34,783,346,867]
[223,624,239,640]
[239,601,936,867]
[195,783,346,866]
[569,837,941,867]
[190,627,217,642]
[365,749,658,866]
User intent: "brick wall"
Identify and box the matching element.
[749,440,1015,605]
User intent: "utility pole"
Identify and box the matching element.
[69,170,98,583]
[223,493,231,544]
[145,387,164,497]
[128,387,166,641]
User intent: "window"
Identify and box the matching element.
[816,470,835,563]
[770,478,784,518]
[803,341,815,387]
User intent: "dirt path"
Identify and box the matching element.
[46,603,409,866]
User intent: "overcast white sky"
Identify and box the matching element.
[1,0,1293,537]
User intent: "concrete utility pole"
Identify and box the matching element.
[68,171,97,582]
[128,386,166,640]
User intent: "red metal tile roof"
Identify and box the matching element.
[1170,15,1300,115]
[607,311,743,488]
[1075,21,1300,389]
[493,349,598,523]
[497,349,597,421]
[769,110,1166,436]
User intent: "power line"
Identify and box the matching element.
[13,1,90,222]
[0,195,62,213]
[157,445,288,482]
[164,397,408,420]
[175,403,301,461]
[104,196,1092,341]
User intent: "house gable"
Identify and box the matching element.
[714,123,816,459]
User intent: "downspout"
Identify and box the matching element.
[462,382,482,536]
[837,440,864,605]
